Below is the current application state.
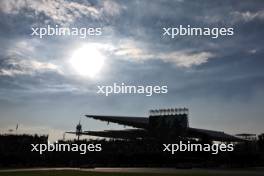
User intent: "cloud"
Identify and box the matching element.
[0,38,61,76]
[159,51,214,67]
[231,10,264,22]
[0,58,60,76]
[0,0,124,25]
[100,0,125,17]
[0,0,25,14]
[0,0,99,24]
[114,42,153,61]
[112,40,214,67]
[7,40,36,56]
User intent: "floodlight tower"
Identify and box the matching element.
[76,120,82,141]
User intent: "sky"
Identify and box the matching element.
[0,0,263,141]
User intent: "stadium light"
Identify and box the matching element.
[149,107,189,116]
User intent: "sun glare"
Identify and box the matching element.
[69,44,105,78]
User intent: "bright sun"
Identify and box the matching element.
[69,44,105,78]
